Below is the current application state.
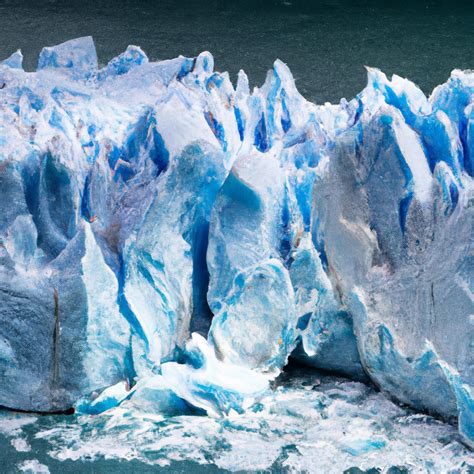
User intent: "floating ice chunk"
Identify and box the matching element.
[122,375,191,416]
[17,459,50,473]
[76,381,131,415]
[77,333,269,417]
[160,333,270,416]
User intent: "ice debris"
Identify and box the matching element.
[1,370,473,472]
[0,37,472,448]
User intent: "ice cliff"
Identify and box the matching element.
[0,37,472,448]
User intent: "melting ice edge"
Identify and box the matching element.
[0,36,473,469]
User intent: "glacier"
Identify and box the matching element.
[0,36,473,455]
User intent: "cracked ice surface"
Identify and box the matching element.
[0,35,473,456]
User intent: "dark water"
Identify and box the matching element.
[0,0,473,103]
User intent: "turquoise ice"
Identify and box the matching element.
[0,37,472,449]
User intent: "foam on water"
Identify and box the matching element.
[1,370,473,472]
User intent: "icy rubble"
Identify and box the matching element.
[0,37,472,448]
[1,369,473,472]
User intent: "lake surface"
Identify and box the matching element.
[0,0,473,103]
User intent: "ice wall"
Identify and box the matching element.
[0,37,472,447]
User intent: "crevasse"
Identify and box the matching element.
[0,37,472,448]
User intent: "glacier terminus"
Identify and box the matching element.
[0,37,473,469]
